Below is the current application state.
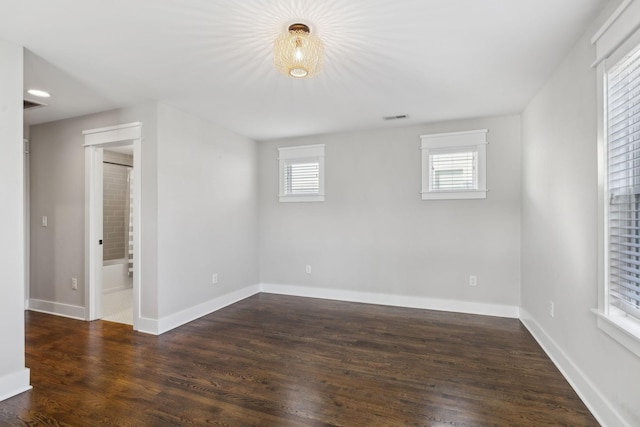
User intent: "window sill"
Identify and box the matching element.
[279,194,325,203]
[592,308,640,358]
[421,189,487,200]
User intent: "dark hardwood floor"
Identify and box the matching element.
[1,294,598,426]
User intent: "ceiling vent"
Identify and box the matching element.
[23,99,47,110]
[383,114,408,121]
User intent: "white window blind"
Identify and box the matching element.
[284,159,320,195]
[607,43,640,320]
[278,144,325,202]
[429,148,477,191]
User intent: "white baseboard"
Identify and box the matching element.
[28,299,85,320]
[0,368,31,402]
[156,285,261,335]
[143,284,518,335]
[520,308,630,427]
[134,316,159,335]
[260,283,520,318]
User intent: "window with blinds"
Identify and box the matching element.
[607,43,640,321]
[278,144,325,202]
[421,129,487,200]
[284,160,320,195]
[430,149,477,191]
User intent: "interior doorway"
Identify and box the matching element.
[84,123,142,330]
[101,145,134,324]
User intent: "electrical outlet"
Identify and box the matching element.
[212,273,218,285]
[549,301,555,317]
[469,275,477,286]
[305,265,312,274]
[71,277,78,291]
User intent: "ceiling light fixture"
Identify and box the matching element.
[274,23,324,79]
[27,89,51,98]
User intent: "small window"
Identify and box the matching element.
[421,130,488,200]
[278,144,325,202]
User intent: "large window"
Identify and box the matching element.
[420,130,487,200]
[606,42,640,322]
[596,19,640,357]
[278,144,325,202]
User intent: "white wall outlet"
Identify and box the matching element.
[469,275,477,286]
[305,265,312,274]
[71,277,78,290]
[212,273,218,284]
[549,301,555,317]
[42,216,47,227]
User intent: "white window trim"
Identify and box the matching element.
[594,4,640,358]
[278,144,325,203]
[420,129,488,200]
[592,308,640,358]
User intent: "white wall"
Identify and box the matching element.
[156,104,259,325]
[29,102,260,333]
[258,115,521,314]
[29,104,159,319]
[0,39,30,400]
[521,3,640,425]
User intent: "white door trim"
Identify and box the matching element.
[84,145,104,320]
[24,139,30,310]
[84,122,142,329]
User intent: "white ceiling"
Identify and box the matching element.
[2,0,608,141]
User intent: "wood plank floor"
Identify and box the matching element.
[1,294,598,426]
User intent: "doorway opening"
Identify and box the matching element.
[101,146,134,324]
[84,123,142,330]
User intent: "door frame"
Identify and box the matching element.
[24,139,30,310]
[83,122,142,329]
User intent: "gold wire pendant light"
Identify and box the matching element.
[274,23,324,79]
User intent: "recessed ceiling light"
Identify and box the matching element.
[27,89,51,98]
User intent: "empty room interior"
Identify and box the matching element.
[1,0,640,425]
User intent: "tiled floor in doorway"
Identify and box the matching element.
[102,288,132,325]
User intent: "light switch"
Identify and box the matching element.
[42,216,48,227]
